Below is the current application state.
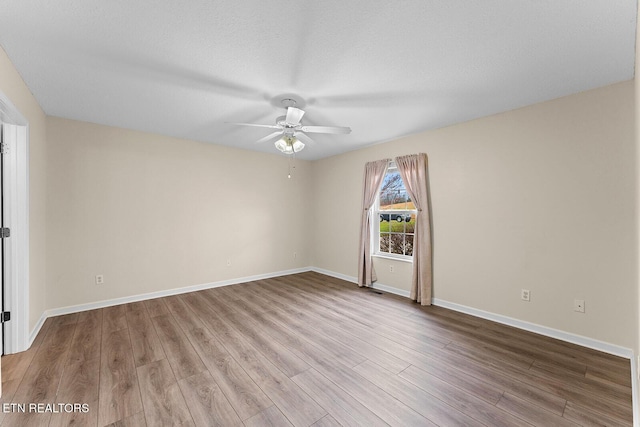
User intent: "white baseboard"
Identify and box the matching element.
[310,267,357,284]
[28,311,47,348]
[28,267,312,344]
[310,267,411,298]
[432,298,633,359]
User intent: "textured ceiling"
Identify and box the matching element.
[0,1,636,160]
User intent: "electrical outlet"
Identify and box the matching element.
[389,265,394,273]
[574,299,585,313]
[95,275,104,285]
[521,289,530,301]
[226,259,232,267]
[293,252,297,259]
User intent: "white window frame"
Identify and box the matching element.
[373,162,416,261]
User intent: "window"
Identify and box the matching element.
[374,162,416,259]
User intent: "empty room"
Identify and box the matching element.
[0,1,638,426]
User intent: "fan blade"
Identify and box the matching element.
[255,131,284,145]
[285,107,305,125]
[301,125,351,134]
[228,122,281,129]
[295,132,315,145]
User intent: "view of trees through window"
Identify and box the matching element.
[377,167,416,257]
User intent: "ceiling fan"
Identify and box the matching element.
[230,99,351,154]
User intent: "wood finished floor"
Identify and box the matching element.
[0,272,632,426]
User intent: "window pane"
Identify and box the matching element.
[405,234,414,256]
[389,217,403,231]
[390,234,404,255]
[379,215,390,232]
[380,170,407,210]
[380,234,390,253]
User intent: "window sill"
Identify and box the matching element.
[372,254,413,263]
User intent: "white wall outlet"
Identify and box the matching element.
[293,252,297,259]
[521,289,530,301]
[574,299,585,313]
[389,265,394,273]
[226,259,232,267]
[95,275,104,285]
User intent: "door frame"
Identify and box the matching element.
[0,91,30,354]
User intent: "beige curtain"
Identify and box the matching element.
[395,153,432,305]
[357,159,390,286]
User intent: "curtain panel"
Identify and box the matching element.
[357,159,390,286]
[395,153,433,305]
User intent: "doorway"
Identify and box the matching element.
[1,124,5,355]
[0,92,30,355]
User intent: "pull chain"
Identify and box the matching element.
[288,152,296,179]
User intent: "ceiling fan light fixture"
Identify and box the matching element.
[274,135,305,154]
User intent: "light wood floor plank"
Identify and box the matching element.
[462,346,633,422]
[243,405,293,427]
[48,398,98,427]
[29,317,54,349]
[562,400,630,426]
[497,393,579,427]
[227,311,311,378]
[208,291,311,378]
[103,411,146,427]
[415,346,564,413]
[178,371,243,427]
[125,303,166,368]
[291,368,388,427]
[260,309,367,369]
[98,328,143,426]
[278,304,411,374]
[144,297,169,318]
[311,414,342,427]
[355,360,489,426]
[49,357,100,427]
[174,294,273,420]
[137,359,194,427]
[245,281,414,374]
[0,378,20,426]
[310,358,432,427]
[187,293,326,426]
[586,362,633,387]
[397,363,536,427]
[151,314,206,380]
[10,323,76,403]
[49,312,80,327]
[102,305,128,334]
[1,346,38,383]
[67,309,103,364]
[1,323,76,427]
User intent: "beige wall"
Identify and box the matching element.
[313,81,636,349]
[0,47,48,332]
[46,117,312,308]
